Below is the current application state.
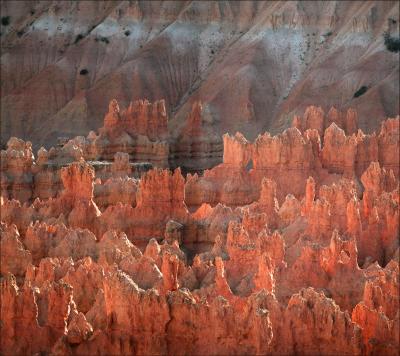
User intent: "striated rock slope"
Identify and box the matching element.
[1,1,399,154]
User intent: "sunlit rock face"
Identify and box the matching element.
[1,1,399,354]
[1,99,398,355]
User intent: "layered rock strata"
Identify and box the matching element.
[169,101,223,172]
[185,116,399,209]
[1,109,399,355]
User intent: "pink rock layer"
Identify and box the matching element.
[1,105,399,355]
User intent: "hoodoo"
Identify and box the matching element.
[1,103,398,355]
[1,1,399,355]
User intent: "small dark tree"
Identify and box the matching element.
[353,86,368,98]
[383,31,400,53]
[80,69,89,75]
[1,16,10,26]
[74,34,84,44]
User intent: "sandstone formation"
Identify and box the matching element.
[170,101,223,172]
[2,103,397,208]
[85,99,169,167]
[1,11,399,341]
[185,114,399,208]
[1,1,399,353]
[1,100,398,354]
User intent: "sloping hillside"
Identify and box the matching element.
[1,1,399,149]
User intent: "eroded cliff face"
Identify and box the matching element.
[185,112,399,208]
[170,101,223,172]
[1,1,399,156]
[1,101,399,355]
[1,2,398,351]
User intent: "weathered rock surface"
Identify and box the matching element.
[84,99,170,167]
[185,116,399,208]
[170,101,223,172]
[1,2,399,351]
[1,1,399,153]
[0,105,399,353]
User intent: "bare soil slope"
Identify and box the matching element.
[1,1,399,149]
